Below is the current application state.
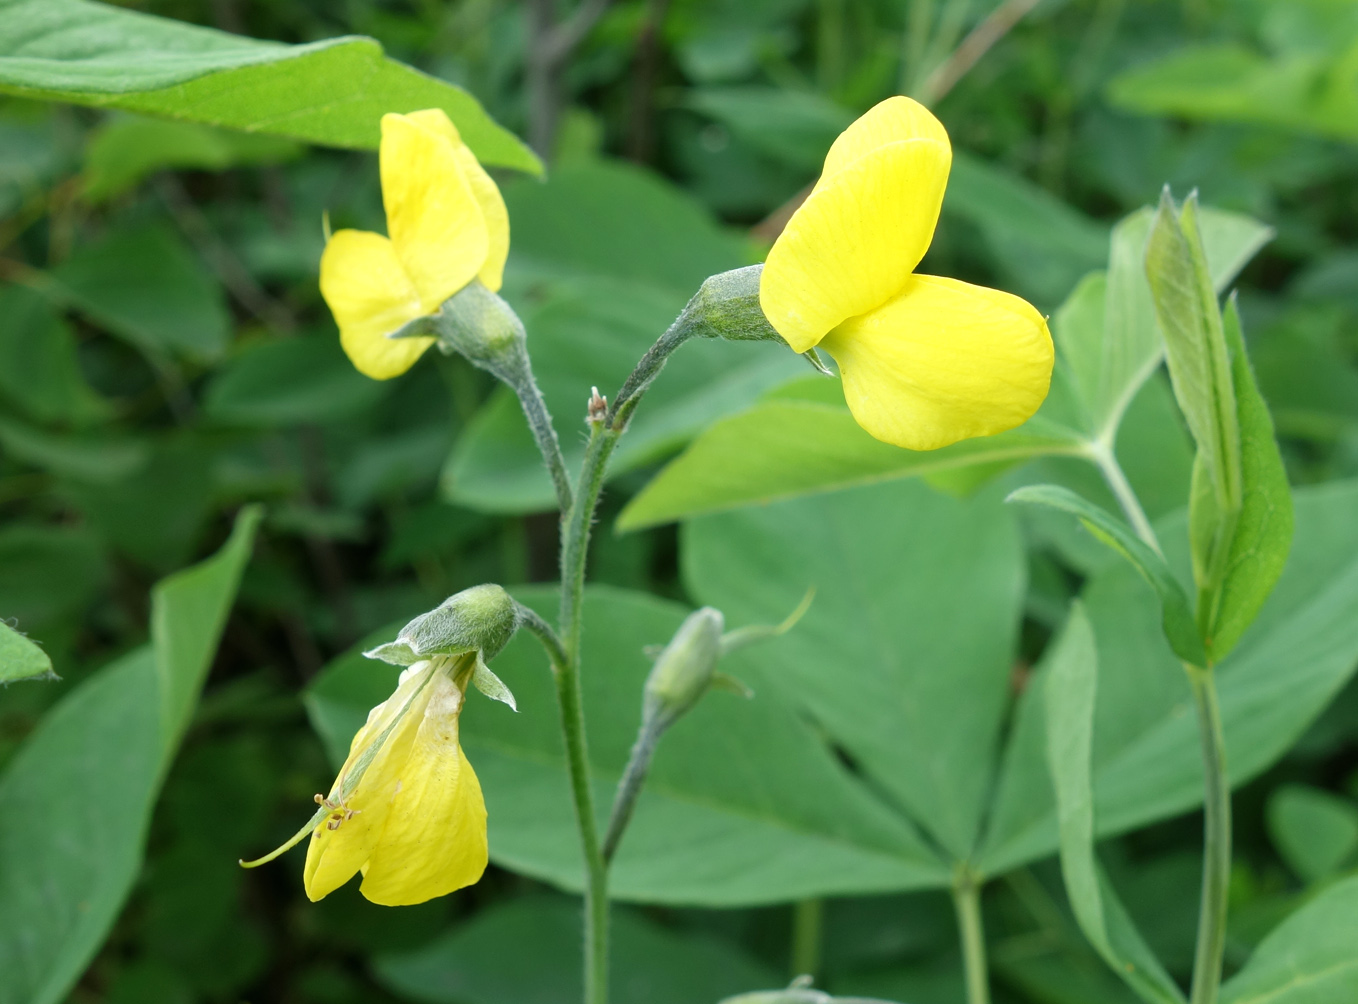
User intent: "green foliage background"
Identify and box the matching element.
[1,1,1357,1002]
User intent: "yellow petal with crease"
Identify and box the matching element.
[819,95,949,184]
[319,229,434,380]
[359,677,487,905]
[303,663,440,901]
[820,275,1053,451]
[401,109,509,290]
[761,138,951,353]
[381,112,488,312]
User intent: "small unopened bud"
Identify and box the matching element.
[587,386,608,424]
[642,607,725,731]
[366,584,522,665]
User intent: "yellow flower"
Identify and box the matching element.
[304,654,487,906]
[320,109,510,380]
[759,96,1054,451]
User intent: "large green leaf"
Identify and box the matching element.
[682,479,1024,862]
[1044,603,1186,1004]
[0,0,538,172]
[619,394,1082,531]
[374,895,779,1004]
[1220,876,1358,1003]
[306,585,948,906]
[979,482,1358,875]
[0,506,259,1004]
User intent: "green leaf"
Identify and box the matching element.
[82,114,301,202]
[1108,42,1358,142]
[445,275,801,513]
[0,416,147,484]
[1205,296,1293,662]
[980,482,1358,876]
[620,397,1082,530]
[204,333,387,427]
[0,0,538,173]
[683,479,1025,862]
[374,895,780,1004]
[0,507,259,1004]
[43,221,230,362]
[1062,204,1272,440]
[307,585,951,905]
[0,524,108,632]
[1267,785,1358,883]
[946,150,1110,310]
[0,285,108,426]
[683,86,853,172]
[1044,603,1187,1004]
[0,621,55,684]
[503,161,746,293]
[1006,484,1206,666]
[1220,876,1358,1004]
[1146,191,1242,603]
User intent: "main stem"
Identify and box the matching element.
[1090,442,1232,1004]
[952,870,990,1004]
[1188,666,1230,1004]
[557,424,619,1004]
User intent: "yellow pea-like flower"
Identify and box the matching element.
[320,109,510,380]
[303,655,487,906]
[760,97,1054,451]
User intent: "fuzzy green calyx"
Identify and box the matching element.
[367,584,522,665]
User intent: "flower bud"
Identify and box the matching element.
[641,607,725,731]
[366,583,521,665]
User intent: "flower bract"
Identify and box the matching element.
[759,96,1054,451]
[320,109,509,380]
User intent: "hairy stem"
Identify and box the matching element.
[556,422,619,1004]
[552,318,699,1003]
[1188,666,1230,1004]
[601,718,660,863]
[511,369,574,514]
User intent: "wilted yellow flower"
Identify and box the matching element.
[302,655,487,906]
[760,97,1053,451]
[320,109,509,380]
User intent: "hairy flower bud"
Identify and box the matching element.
[641,607,725,731]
